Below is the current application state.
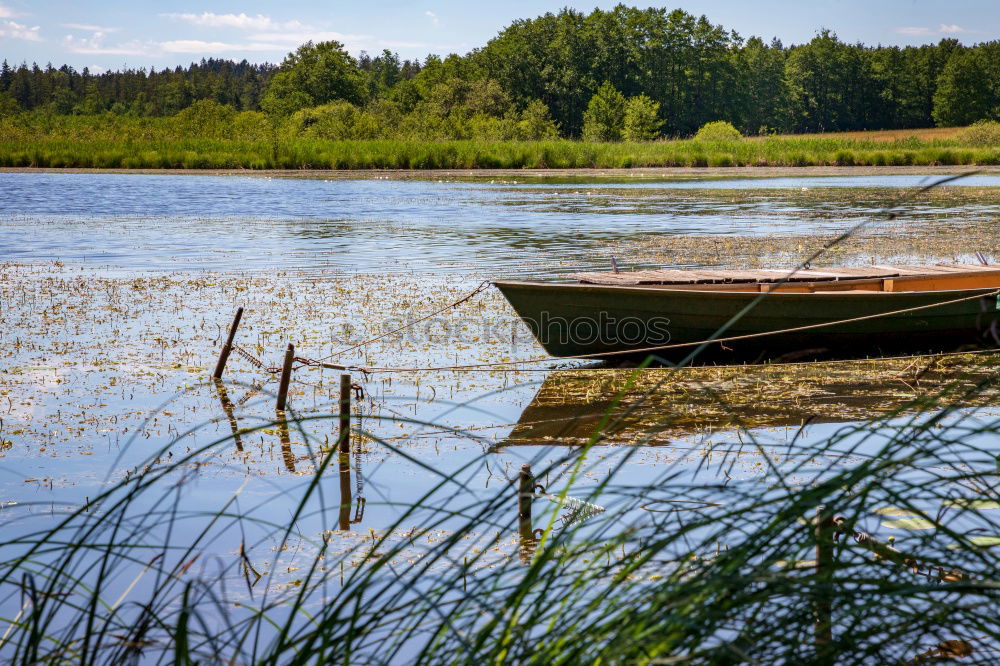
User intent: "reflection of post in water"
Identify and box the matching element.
[337,450,365,531]
[518,464,540,563]
[277,414,295,473]
[335,372,365,530]
[814,506,834,662]
[212,378,243,452]
[338,453,351,530]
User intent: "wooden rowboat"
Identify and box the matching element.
[494,264,1000,362]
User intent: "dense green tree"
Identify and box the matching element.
[2,6,997,137]
[732,37,789,134]
[785,30,856,131]
[412,53,479,98]
[582,81,626,141]
[159,78,192,115]
[50,86,75,115]
[515,99,560,139]
[0,58,273,116]
[285,101,361,139]
[171,99,237,138]
[933,46,999,126]
[385,79,421,114]
[474,8,596,135]
[622,95,663,141]
[681,15,737,134]
[358,49,421,99]
[77,80,106,115]
[261,41,365,116]
[0,90,18,117]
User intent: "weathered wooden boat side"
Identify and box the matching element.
[495,266,1000,361]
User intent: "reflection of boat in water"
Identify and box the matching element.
[495,264,1000,362]
[498,354,1000,448]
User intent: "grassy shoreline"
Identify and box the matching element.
[3,135,999,171]
[4,165,1000,180]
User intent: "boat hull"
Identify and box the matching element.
[493,281,1000,362]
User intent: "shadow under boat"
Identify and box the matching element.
[496,353,1000,449]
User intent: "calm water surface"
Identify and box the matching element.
[3,172,1000,275]
[3,172,1000,660]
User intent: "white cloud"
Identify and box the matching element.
[159,11,376,52]
[61,9,462,61]
[0,3,21,19]
[86,64,107,74]
[62,34,288,56]
[159,39,288,53]
[895,26,933,36]
[249,29,370,45]
[156,9,462,57]
[61,23,120,33]
[0,18,40,41]
[895,23,976,36]
[162,12,304,32]
[62,34,150,55]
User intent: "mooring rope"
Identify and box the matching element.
[226,287,1000,377]
[309,280,492,363]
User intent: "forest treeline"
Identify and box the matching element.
[2,5,1000,143]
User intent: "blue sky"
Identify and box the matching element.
[1,1,997,72]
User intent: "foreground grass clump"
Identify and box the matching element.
[2,113,1000,169]
[1,353,999,663]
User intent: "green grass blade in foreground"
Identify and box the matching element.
[2,365,1000,662]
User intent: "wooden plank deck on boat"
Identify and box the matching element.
[566,263,1000,286]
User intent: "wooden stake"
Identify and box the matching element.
[339,373,351,454]
[518,464,533,528]
[275,343,294,411]
[213,307,243,379]
[814,506,834,660]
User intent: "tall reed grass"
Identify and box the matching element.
[1,358,999,663]
[2,113,999,169]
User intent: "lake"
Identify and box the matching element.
[2,170,999,663]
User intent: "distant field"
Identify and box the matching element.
[760,127,965,143]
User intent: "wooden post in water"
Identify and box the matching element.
[276,343,294,411]
[213,307,243,379]
[814,506,834,661]
[518,464,534,528]
[339,374,351,454]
